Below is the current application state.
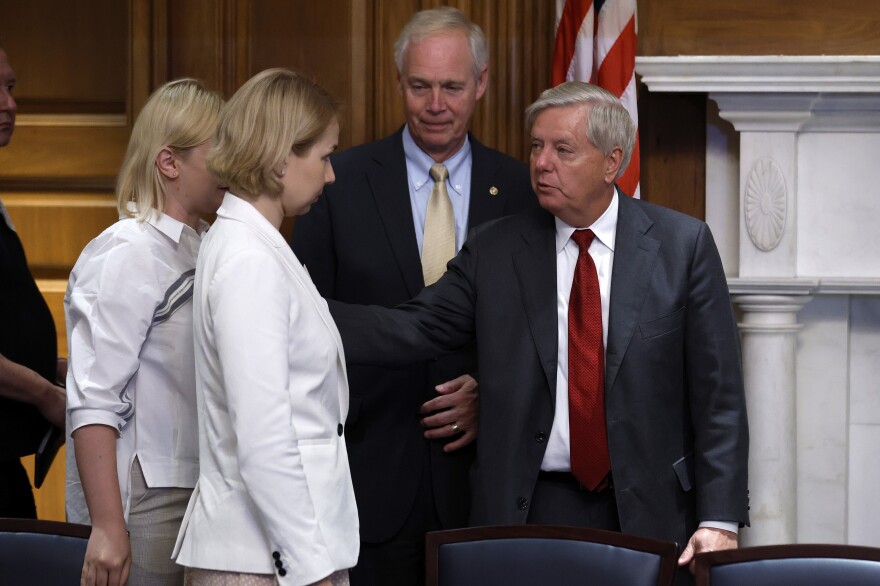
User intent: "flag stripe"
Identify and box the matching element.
[552,0,640,198]
[569,7,597,85]
[552,0,594,86]
[595,0,633,64]
[596,15,636,97]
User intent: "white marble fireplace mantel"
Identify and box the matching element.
[635,56,880,548]
[635,55,880,93]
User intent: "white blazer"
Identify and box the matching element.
[174,193,359,585]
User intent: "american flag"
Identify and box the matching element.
[551,0,640,198]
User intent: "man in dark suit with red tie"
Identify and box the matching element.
[291,8,537,585]
[330,81,749,586]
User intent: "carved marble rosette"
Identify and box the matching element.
[744,158,786,252]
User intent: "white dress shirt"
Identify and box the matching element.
[540,189,736,534]
[541,192,618,472]
[65,211,207,523]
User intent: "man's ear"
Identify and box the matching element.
[604,147,623,184]
[155,147,178,180]
[475,66,489,101]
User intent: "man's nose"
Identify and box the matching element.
[0,88,15,112]
[427,88,445,112]
[533,148,552,171]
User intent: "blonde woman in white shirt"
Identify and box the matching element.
[65,79,224,586]
[173,69,358,586]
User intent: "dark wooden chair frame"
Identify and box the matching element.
[0,517,92,539]
[426,524,678,586]
[695,543,880,585]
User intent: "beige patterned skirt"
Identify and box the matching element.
[184,568,349,586]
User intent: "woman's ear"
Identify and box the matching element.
[156,147,179,180]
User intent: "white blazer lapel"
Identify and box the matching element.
[217,194,350,417]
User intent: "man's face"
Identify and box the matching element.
[398,31,487,163]
[529,105,620,227]
[0,49,16,147]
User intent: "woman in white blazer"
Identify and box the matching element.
[173,69,358,586]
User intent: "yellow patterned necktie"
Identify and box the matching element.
[421,163,455,285]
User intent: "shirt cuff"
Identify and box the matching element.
[699,520,739,534]
[69,408,126,436]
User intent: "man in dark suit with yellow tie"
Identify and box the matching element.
[330,81,749,586]
[291,8,537,585]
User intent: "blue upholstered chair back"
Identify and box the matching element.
[427,525,678,586]
[696,544,880,586]
[0,518,91,586]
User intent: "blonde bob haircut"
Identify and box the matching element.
[207,68,340,199]
[116,79,223,220]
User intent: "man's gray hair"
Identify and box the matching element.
[526,82,636,178]
[394,7,488,79]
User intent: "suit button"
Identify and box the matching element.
[275,560,284,569]
[534,432,546,443]
[272,551,281,560]
[337,423,344,436]
[517,497,528,510]
[278,568,287,577]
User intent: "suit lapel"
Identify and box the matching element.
[605,194,659,391]
[467,135,513,231]
[512,209,558,397]
[364,130,425,298]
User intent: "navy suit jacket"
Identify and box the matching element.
[331,193,750,548]
[291,128,537,542]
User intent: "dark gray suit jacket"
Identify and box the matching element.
[331,193,749,548]
[292,128,537,542]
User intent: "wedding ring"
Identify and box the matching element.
[450,422,460,433]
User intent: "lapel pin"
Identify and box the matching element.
[489,186,499,196]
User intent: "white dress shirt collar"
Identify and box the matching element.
[554,188,620,254]
[402,124,471,198]
[126,204,210,243]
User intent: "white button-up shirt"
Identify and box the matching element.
[65,210,207,523]
[541,192,618,472]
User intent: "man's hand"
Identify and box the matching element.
[0,354,66,427]
[677,527,738,574]
[420,374,478,452]
[38,382,66,429]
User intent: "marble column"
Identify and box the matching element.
[731,291,811,545]
[713,89,814,545]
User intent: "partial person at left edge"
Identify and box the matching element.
[0,45,67,520]
[65,79,224,586]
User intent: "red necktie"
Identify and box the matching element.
[568,229,610,491]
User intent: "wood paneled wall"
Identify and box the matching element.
[638,0,880,56]
[1,0,878,521]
